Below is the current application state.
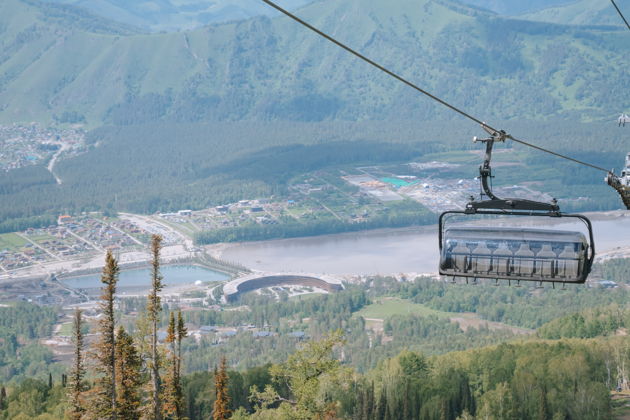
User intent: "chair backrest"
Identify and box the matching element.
[536,243,556,277]
[514,243,534,257]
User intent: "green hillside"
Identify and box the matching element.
[1,0,630,126]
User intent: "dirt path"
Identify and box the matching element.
[47,142,70,184]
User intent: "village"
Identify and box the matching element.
[0,123,85,171]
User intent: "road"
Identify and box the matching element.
[47,142,70,185]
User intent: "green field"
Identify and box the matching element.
[27,233,57,243]
[354,298,451,319]
[0,233,27,252]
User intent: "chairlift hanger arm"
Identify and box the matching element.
[473,124,506,201]
[469,124,560,213]
[606,172,630,209]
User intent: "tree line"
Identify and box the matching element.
[65,235,189,420]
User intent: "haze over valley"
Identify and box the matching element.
[1,0,630,418]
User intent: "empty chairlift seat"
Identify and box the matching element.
[450,241,471,273]
[492,242,513,276]
[514,243,535,276]
[558,245,580,279]
[471,242,492,274]
[440,227,589,283]
[536,244,557,278]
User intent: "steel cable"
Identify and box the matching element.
[611,0,630,31]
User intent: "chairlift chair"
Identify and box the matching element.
[438,125,595,285]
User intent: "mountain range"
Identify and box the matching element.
[41,0,313,31]
[1,0,629,127]
[41,0,630,30]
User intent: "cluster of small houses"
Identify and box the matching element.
[0,246,40,270]
[0,123,83,171]
[29,224,93,256]
[188,325,307,344]
[0,215,152,273]
[159,199,279,230]
[63,217,139,250]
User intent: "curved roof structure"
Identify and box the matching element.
[223,272,343,302]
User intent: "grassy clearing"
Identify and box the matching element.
[0,233,27,251]
[354,297,451,320]
[57,323,73,337]
[27,233,56,243]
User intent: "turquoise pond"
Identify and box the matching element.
[62,265,229,292]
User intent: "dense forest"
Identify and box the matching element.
[0,119,625,234]
[0,304,61,383]
[1,332,625,419]
[1,256,630,418]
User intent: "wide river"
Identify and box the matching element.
[220,211,630,275]
[62,264,229,294]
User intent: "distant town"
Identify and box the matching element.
[0,123,85,172]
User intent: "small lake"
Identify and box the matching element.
[221,212,630,275]
[62,265,229,294]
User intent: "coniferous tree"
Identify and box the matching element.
[172,310,188,418]
[375,388,386,420]
[115,326,142,420]
[48,373,53,389]
[538,385,549,420]
[0,385,6,411]
[67,309,85,420]
[353,385,364,420]
[176,310,187,381]
[361,382,374,420]
[213,356,231,420]
[163,312,178,418]
[93,250,119,420]
[147,234,164,420]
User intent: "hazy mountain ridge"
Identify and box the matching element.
[521,0,630,26]
[42,0,314,31]
[2,0,629,127]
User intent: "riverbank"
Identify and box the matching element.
[216,210,630,276]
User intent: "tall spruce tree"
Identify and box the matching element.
[0,385,6,411]
[93,250,119,419]
[213,356,231,420]
[175,310,187,418]
[115,326,142,420]
[375,388,386,420]
[163,312,178,418]
[147,234,164,420]
[67,309,85,420]
[163,311,187,419]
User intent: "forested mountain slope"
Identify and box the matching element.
[1,0,629,126]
